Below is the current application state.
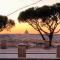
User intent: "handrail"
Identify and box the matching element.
[0,53,56,54]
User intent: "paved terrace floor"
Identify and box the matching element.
[0,47,59,59]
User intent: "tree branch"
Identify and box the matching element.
[54,29,60,33]
[27,20,48,42]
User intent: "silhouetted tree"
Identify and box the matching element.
[41,3,60,46]
[0,15,15,49]
[0,15,15,31]
[18,3,60,47]
[18,7,47,42]
[5,19,15,31]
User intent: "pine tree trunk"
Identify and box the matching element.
[39,30,46,42]
[49,33,53,47]
[49,39,52,47]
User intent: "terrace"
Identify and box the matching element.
[0,47,60,60]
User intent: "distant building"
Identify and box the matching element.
[24,30,29,34]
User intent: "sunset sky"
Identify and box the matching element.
[0,0,60,34]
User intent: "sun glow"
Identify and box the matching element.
[0,22,39,34]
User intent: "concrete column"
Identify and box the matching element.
[18,43,27,58]
[56,45,60,58]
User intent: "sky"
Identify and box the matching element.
[0,0,60,34]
